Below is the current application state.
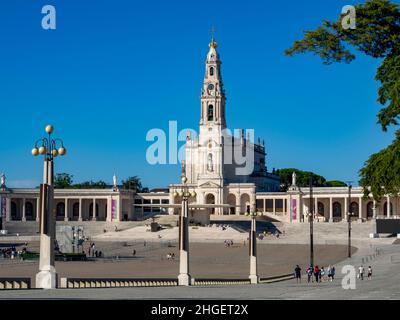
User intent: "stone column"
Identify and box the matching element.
[5,198,11,222]
[314,197,318,221]
[358,197,363,222]
[372,200,377,219]
[178,198,191,286]
[249,217,259,284]
[36,159,57,290]
[272,199,276,215]
[106,197,112,222]
[329,197,333,222]
[236,194,241,215]
[22,198,26,222]
[36,198,40,222]
[78,198,83,221]
[92,198,97,221]
[387,195,391,218]
[263,199,266,213]
[64,199,69,222]
[344,196,348,222]
[168,192,174,215]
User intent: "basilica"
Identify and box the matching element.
[0,36,398,225]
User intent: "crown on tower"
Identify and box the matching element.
[209,27,217,49]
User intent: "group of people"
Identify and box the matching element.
[166,252,175,260]
[87,242,102,258]
[295,264,373,283]
[294,265,337,283]
[224,240,234,247]
[358,265,373,280]
[1,243,28,260]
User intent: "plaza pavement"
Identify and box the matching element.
[0,240,398,300]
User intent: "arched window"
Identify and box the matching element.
[73,203,80,217]
[56,202,65,217]
[11,201,17,220]
[25,202,34,218]
[333,202,342,218]
[317,202,324,216]
[210,67,214,76]
[208,105,214,121]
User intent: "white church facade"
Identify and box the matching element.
[1,36,399,224]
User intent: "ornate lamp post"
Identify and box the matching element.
[32,125,67,289]
[304,176,314,269]
[245,211,259,284]
[348,184,353,258]
[173,174,196,286]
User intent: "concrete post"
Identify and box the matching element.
[372,200,377,219]
[36,198,40,222]
[387,196,390,218]
[5,197,11,222]
[329,197,333,222]
[178,198,191,286]
[249,217,259,284]
[22,198,26,222]
[92,198,97,221]
[64,199,69,222]
[78,198,83,221]
[36,159,57,289]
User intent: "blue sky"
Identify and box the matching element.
[0,0,397,189]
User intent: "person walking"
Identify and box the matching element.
[314,265,320,283]
[327,265,332,282]
[306,266,313,283]
[294,265,302,283]
[320,267,326,282]
[331,266,336,281]
[358,265,365,280]
[367,266,372,280]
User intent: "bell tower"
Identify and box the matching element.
[199,31,226,146]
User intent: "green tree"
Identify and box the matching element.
[121,176,148,192]
[276,168,327,191]
[285,0,400,200]
[326,180,348,187]
[73,180,108,189]
[54,173,73,189]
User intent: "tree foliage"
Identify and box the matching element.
[276,168,346,191]
[285,0,400,200]
[121,176,148,193]
[54,173,73,189]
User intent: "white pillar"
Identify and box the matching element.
[178,198,191,286]
[373,200,377,219]
[358,197,363,221]
[314,197,318,221]
[329,197,333,222]
[5,198,11,222]
[22,198,26,222]
[387,195,390,218]
[92,198,97,221]
[263,199,266,213]
[344,196,348,222]
[236,194,241,215]
[78,198,83,221]
[249,217,259,284]
[64,199,69,222]
[36,159,57,289]
[36,198,40,222]
[106,197,112,222]
[272,199,276,214]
